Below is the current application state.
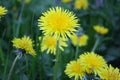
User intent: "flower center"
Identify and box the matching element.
[46,11,71,32]
[73,63,81,73]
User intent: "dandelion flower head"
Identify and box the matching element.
[12,36,36,56]
[0,6,7,17]
[93,25,109,35]
[74,0,89,10]
[38,7,79,40]
[40,36,68,55]
[64,60,84,80]
[71,34,89,47]
[98,65,120,80]
[78,52,107,74]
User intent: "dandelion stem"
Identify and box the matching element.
[75,37,80,59]
[7,52,22,80]
[53,40,60,80]
[75,44,79,59]
[91,35,100,52]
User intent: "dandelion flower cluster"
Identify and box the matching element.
[64,60,84,80]
[78,52,107,74]
[61,0,71,3]
[0,6,7,17]
[93,25,109,35]
[98,65,120,80]
[65,52,108,79]
[74,0,89,10]
[38,7,79,39]
[12,36,36,56]
[71,34,89,47]
[40,36,67,55]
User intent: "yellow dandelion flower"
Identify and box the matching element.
[93,25,109,35]
[38,7,79,40]
[98,65,120,80]
[74,0,89,10]
[62,0,71,3]
[71,34,89,47]
[40,36,68,55]
[64,60,84,80]
[0,6,7,17]
[78,52,107,74]
[12,36,36,56]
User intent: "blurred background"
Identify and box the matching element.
[0,0,120,80]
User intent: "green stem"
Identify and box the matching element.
[38,35,44,80]
[75,44,79,59]
[7,52,22,80]
[53,40,59,80]
[91,35,100,52]
[75,37,80,59]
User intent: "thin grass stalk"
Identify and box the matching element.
[0,47,4,65]
[3,55,9,80]
[15,2,25,37]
